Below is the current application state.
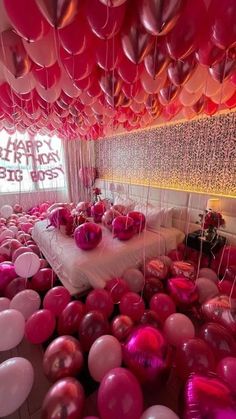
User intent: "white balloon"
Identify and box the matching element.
[0,357,34,417]
[141,405,180,419]
[10,290,41,320]
[0,309,25,351]
[0,297,10,312]
[14,252,40,278]
[8,225,18,236]
[0,205,13,219]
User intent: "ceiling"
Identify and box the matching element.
[0,0,236,140]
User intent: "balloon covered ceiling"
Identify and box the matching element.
[0,0,236,140]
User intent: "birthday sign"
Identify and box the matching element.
[0,134,65,184]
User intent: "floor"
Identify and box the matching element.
[0,339,50,419]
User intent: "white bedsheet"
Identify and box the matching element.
[32,220,185,294]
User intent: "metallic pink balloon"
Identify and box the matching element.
[119,292,145,322]
[168,277,199,307]
[150,293,176,323]
[200,322,236,361]
[48,207,71,229]
[184,374,236,418]
[91,202,106,223]
[43,336,84,382]
[102,209,120,230]
[170,260,196,280]
[43,286,71,317]
[217,357,236,396]
[0,262,17,293]
[42,377,85,419]
[74,222,102,250]
[112,216,134,241]
[105,277,130,303]
[127,211,146,234]
[201,295,236,335]
[111,314,134,341]
[123,326,168,382]
[144,259,168,280]
[86,289,114,318]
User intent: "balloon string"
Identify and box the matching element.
[229,274,236,308]
[102,2,110,29]
[153,36,158,80]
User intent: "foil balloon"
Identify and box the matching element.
[91,202,106,223]
[78,311,109,352]
[144,258,169,280]
[102,209,121,230]
[201,295,236,335]
[36,0,78,29]
[184,373,236,419]
[111,314,134,341]
[170,260,196,280]
[48,207,71,229]
[43,336,84,382]
[168,277,199,307]
[199,322,236,361]
[112,216,134,241]
[217,357,236,396]
[74,222,102,250]
[123,326,168,383]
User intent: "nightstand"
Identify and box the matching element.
[185,230,226,257]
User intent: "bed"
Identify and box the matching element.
[32,220,185,295]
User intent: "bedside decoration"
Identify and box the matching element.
[93,187,102,203]
[199,209,225,242]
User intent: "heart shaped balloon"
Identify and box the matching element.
[168,277,199,307]
[184,374,236,419]
[170,260,196,280]
[201,295,236,335]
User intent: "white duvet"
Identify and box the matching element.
[32,220,185,294]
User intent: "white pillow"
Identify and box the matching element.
[134,203,162,231]
[161,208,173,228]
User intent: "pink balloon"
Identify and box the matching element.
[25,309,56,344]
[141,405,180,419]
[88,335,122,382]
[23,29,57,67]
[112,216,134,241]
[150,293,176,324]
[198,268,218,283]
[0,357,34,417]
[102,209,121,231]
[119,292,145,322]
[144,258,169,280]
[98,368,143,419]
[105,277,130,303]
[170,260,196,280]
[0,262,17,292]
[0,309,25,350]
[43,286,71,317]
[86,289,114,318]
[196,277,219,304]
[4,277,29,299]
[0,29,31,78]
[168,277,199,307]
[122,268,145,293]
[87,0,126,39]
[10,289,41,320]
[0,297,10,312]
[164,313,195,346]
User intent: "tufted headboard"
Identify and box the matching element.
[95,179,236,245]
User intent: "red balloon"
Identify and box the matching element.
[127,211,146,233]
[3,0,49,41]
[105,277,130,303]
[150,293,176,324]
[96,36,121,71]
[57,301,85,336]
[118,54,140,84]
[31,268,56,292]
[4,276,29,299]
[204,97,219,115]
[74,222,102,250]
[99,71,122,97]
[112,216,134,241]
[168,277,199,307]
[200,322,236,362]
[196,24,224,67]
[225,90,236,109]
[209,51,236,83]
[166,0,207,60]
[43,286,71,317]
[91,202,106,223]
[42,377,85,419]
[111,314,134,341]
[48,206,71,229]
[144,259,169,280]
[85,289,114,318]
[32,62,61,89]
[175,338,216,381]
[102,209,121,231]
[121,9,153,64]
[99,0,127,5]
[143,276,164,302]
[140,309,161,329]
[170,260,196,280]
[184,374,236,419]
[210,0,236,50]
[98,368,143,419]
[202,295,236,335]
[144,39,170,79]
[217,357,236,396]
[158,83,179,105]
[78,311,109,351]
[59,14,90,55]
[25,309,56,344]
[61,48,95,80]
[123,326,168,383]
[139,0,185,36]
[0,29,31,78]
[36,0,79,29]
[43,336,84,382]
[86,0,126,39]
[119,292,145,322]
[167,54,197,86]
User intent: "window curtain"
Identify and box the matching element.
[63,139,95,204]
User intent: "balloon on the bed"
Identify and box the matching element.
[0,205,13,219]
[127,211,146,233]
[102,209,121,230]
[91,202,106,223]
[47,206,72,229]
[74,222,102,250]
[112,216,134,241]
